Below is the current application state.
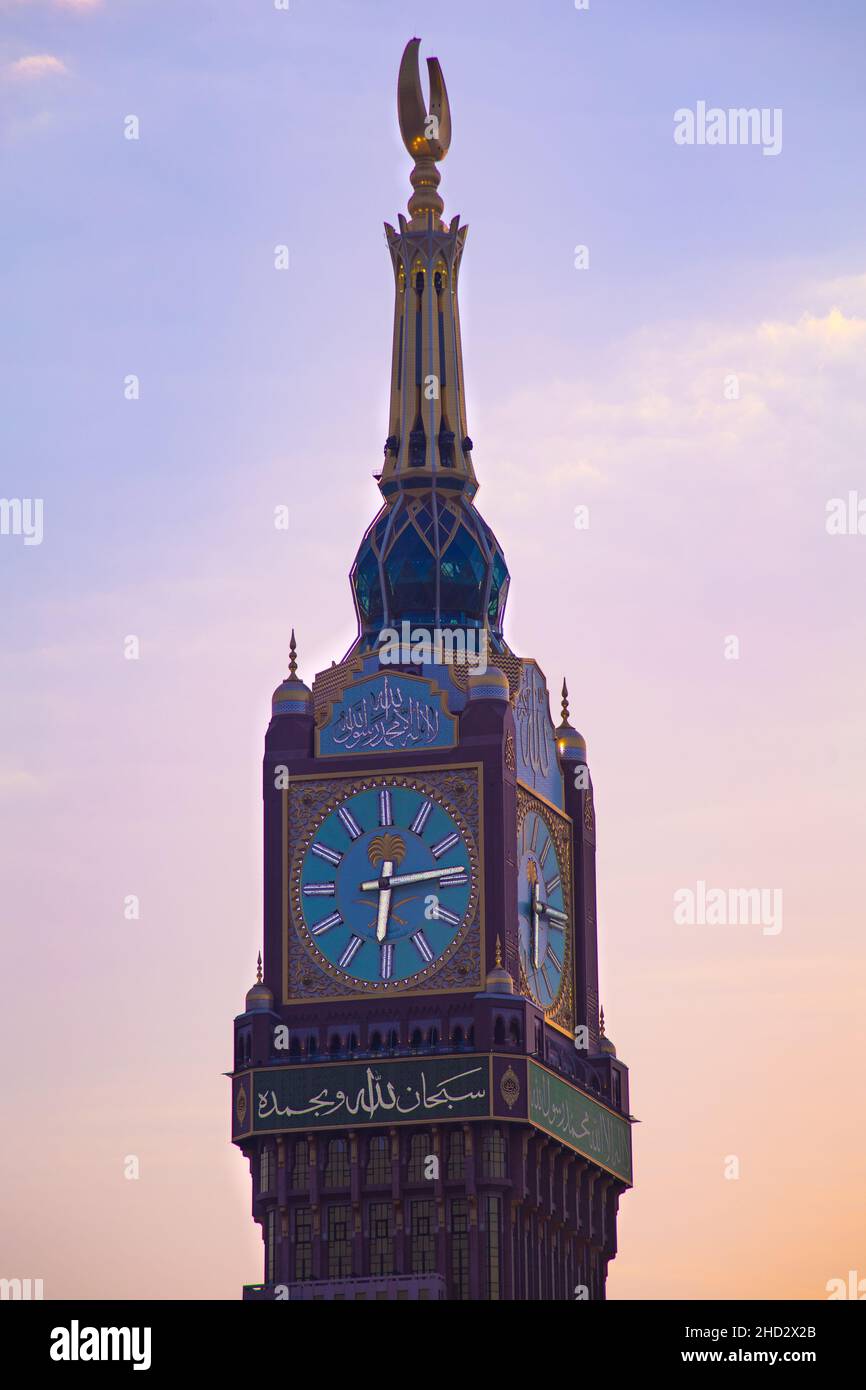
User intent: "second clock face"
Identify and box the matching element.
[517,805,569,1010]
[294,780,479,990]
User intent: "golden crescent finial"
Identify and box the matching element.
[397,37,451,161]
[397,38,452,227]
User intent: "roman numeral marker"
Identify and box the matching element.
[438,868,468,887]
[303,882,336,897]
[545,942,562,971]
[378,789,393,826]
[312,911,343,936]
[540,964,553,997]
[338,935,364,969]
[545,874,561,895]
[431,831,459,859]
[410,930,435,963]
[434,905,461,927]
[337,805,363,840]
[379,942,394,980]
[529,817,540,852]
[311,842,342,866]
[539,837,552,869]
[409,799,433,835]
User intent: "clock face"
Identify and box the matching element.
[293,780,479,990]
[517,806,569,1010]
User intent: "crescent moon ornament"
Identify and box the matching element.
[396,37,452,227]
[397,36,452,161]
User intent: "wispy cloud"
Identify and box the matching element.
[0,1,102,9]
[8,53,68,80]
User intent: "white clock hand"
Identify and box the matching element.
[539,901,568,925]
[532,880,540,970]
[360,866,465,892]
[376,860,394,942]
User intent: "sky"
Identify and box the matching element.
[1,0,864,1300]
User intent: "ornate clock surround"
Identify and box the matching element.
[283,763,484,1003]
[515,782,575,1035]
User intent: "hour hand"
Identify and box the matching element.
[375,860,394,942]
[540,901,568,925]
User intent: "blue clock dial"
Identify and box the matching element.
[517,807,568,1010]
[294,781,478,989]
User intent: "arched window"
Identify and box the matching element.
[369,1031,382,1053]
[366,1135,391,1185]
[452,1025,464,1048]
[292,1139,310,1191]
[408,1133,431,1183]
[410,1028,423,1050]
[509,1019,521,1047]
[259,1146,274,1193]
[467,1025,475,1047]
[388,1028,399,1051]
[329,1034,341,1057]
[493,1016,506,1045]
[428,1026,439,1048]
[289,1036,301,1059]
[307,1035,318,1057]
[324,1138,350,1188]
[348,1032,358,1053]
[482,1129,507,1179]
[447,1130,465,1179]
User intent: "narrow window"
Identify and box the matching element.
[294,1207,312,1280]
[409,1199,435,1274]
[324,1138,350,1188]
[451,1198,470,1299]
[327,1205,352,1279]
[369,1201,393,1276]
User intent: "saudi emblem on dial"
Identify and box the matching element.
[294,780,478,989]
[517,805,569,1010]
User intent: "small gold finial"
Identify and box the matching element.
[288,630,298,680]
[256,951,263,984]
[561,679,570,725]
[495,936,503,968]
[599,1005,606,1036]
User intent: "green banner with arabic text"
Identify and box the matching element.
[251,1055,490,1133]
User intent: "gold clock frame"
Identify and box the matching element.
[515,781,575,1035]
[282,763,485,1003]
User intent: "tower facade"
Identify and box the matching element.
[231,38,632,1302]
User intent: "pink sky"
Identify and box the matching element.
[1,0,864,1299]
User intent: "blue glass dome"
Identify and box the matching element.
[350,491,510,643]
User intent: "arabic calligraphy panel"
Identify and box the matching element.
[528,1061,632,1185]
[251,1056,491,1133]
[317,672,457,757]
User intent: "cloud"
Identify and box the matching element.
[8,54,68,79]
[0,1,102,9]
[482,291,866,514]
[0,770,40,795]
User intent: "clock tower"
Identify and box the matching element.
[231,37,633,1301]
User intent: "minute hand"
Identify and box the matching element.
[359,867,463,891]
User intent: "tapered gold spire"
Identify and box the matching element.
[380,39,477,498]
